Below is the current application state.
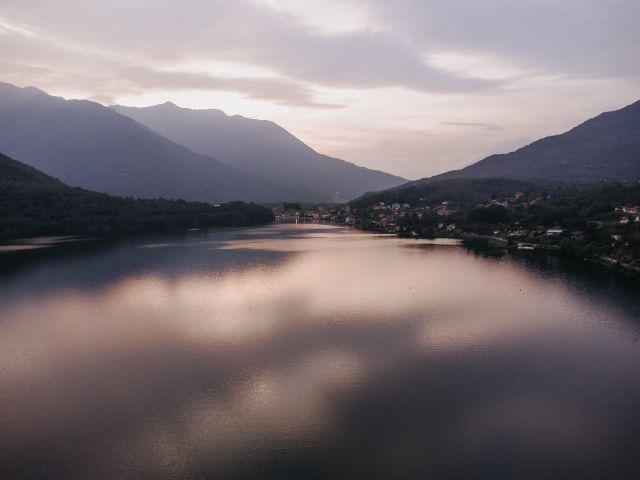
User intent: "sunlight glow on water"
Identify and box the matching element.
[1,224,640,479]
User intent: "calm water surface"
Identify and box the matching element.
[1,224,640,479]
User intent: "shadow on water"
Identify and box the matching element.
[0,224,341,280]
[462,240,640,319]
[0,226,325,305]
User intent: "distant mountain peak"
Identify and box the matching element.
[427,99,640,184]
[22,85,47,96]
[112,102,406,202]
[0,81,48,98]
[0,80,281,203]
[160,100,180,108]
[0,81,404,202]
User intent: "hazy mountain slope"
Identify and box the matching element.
[0,82,279,202]
[430,99,640,183]
[0,151,64,188]
[112,102,406,202]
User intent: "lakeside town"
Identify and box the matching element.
[272,187,640,275]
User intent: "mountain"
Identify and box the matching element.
[0,150,64,188]
[0,151,274,241]
[0,82,279,203]
[112,102,406,202]
[430,99,640,183]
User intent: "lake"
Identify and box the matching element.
[1,224,640,479]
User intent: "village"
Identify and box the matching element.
[271,191,640,273]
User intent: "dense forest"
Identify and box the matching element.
[350,178,543,210]
[0,152,274,241]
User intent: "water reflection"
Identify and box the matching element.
[1,224,640,479]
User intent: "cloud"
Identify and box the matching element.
[0,0,499,95]
[87,94,117,105]
[120,67,344,108]
[368,0,640,81]
[441,122,504,132]
[0,23,342,108]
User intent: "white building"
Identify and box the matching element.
[546,227,564,236]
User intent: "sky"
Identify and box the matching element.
[0,0,638,180]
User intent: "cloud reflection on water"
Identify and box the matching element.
[1,225,639,479]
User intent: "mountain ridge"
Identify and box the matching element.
[426,99,640,184]
[112,102,406,202]
[0,82,280,203]
[349,99,640,207]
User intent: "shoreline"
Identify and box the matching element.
[355,224,640,281]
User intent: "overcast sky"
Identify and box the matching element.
[1,0,638,179]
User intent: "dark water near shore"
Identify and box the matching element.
[1,224,640,479]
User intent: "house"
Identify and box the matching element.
[435,205,455,216]
[546,227,564,236]
[616,206,640,214]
